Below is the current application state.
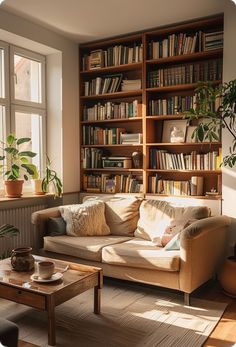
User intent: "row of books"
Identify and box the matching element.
[82,126,125,145]
[82,100,142,121]
[83,173,143,193]
[81,148,103,169]
[149,149,221,171]
[148,95,197,115]
[148,175,204,196]
[82,43,143,71]
[148,30,223,59]
[148,59,222,87]
[203,30,223,51]
[84,74,122,96]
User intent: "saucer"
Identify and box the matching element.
[30,272,63,283]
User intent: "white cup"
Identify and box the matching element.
[37,261,55,279]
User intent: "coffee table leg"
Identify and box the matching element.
[47,296,56,346]
[94,286,101,314]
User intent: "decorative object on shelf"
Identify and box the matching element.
[132,151,143,169]
[11,246,34,272]
[185,80,236,167]
[32,178,45,195]
[162,120,187,143]
[0,134,38,198]
[102,157,132,169]
[0,224,19,260]
[219,244,236,297]
[41,155,63,198]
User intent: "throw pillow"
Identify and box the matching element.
[46,217,66,236]
[134,200,175,243]
[105,197,142,236]
[163,219,198,250]
[59,201,110,237]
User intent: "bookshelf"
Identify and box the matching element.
[79,14,223,199]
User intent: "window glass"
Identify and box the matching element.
[14,54,42,103]
[15,111,43,175]
[0,49,5,98]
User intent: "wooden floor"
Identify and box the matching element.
[196,281,236,347]
[18,279,236,347]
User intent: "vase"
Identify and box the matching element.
[11,247,35,272]
[32,179,45,195]
[132,151,143,169]
[219,256,236,296]
[4,180,24,198]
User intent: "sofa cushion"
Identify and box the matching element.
[59,201,110,237]
[105,197,142,236]
[102,238,180,271]
[47,217,66,236]
[135,200,210,246]
[134,200,174,243]
[44,235,131,262]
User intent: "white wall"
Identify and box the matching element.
[222,0,236,251]
[0,9,79,196]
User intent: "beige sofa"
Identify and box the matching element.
[31,197,230,305]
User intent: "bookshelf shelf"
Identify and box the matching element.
[79,14,223,199]
[146,48,223,65]
[80,62,142,75]
[80,90,142,100]
[81,117,143,125]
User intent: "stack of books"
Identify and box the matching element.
[83,173,143,193]
[82,43,143,71]
[83,100,142,121]
[149,95,196,115]
[121,79,142,91]
[84,74,122,96]
[203,31,223,51]
[120,133,143,144]
[148,59,222,87]
[82,126,126,145]
[81,148,103,168]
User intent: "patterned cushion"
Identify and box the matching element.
[59,201,110,237]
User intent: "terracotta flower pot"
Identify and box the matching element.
[219,256,236,296]
[32,179,45,195]
[4,180,24,198]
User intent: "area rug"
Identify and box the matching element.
[0,280,227,347]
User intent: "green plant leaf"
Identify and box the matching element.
[6,134,15,145]
[5,147,18,155]
[16,137,31,145]
[20,157,29,164]
[0,156,5,160]
[18,151,37,158]
[197,126,204,142]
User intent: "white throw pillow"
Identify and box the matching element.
[59,201,110,237]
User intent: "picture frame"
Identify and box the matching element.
[186,126,198,143]
[162,119,188,143]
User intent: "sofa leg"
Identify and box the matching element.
[184,293,190,306]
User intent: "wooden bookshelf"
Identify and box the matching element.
[79,14,223,198]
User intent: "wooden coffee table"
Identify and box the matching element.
[0,256,102,346]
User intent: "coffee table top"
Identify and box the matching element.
[0,256,102,295]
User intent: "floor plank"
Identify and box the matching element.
[19,340,39,347]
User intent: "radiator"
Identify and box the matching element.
[0,204,47,256]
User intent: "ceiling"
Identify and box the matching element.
[1,0,225,43]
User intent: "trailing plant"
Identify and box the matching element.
[41,156,63,198]
[185,80,236,167]
[0,134,38,180]
[0,224,20,260]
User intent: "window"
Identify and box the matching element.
[0,42,46,188]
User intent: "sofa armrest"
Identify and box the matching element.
[31,207,61,249]
[179,215,231,293]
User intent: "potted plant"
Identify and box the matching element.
[0,134,38,198]
[185,79,236,296]
[41,156,63,198]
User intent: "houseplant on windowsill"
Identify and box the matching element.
[185,79,236,296]
[0,134,38,198]
[40,156,63,198]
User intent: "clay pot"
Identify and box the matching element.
[219,256,236,296]
[11,247,35,272]
[32,179,45,195]
[4,180,24,198]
